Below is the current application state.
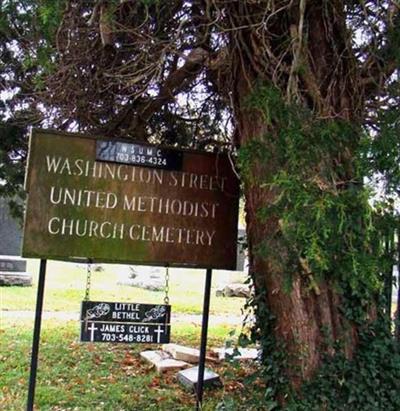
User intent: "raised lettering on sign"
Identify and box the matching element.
[96,140,183,170]
[23,130,239,269]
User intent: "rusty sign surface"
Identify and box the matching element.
[22,130,239,269]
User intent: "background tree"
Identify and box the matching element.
[2,0,400,408]
[0,0,55,215]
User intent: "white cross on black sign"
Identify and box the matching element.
[80,301,171,344]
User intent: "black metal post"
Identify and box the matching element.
[196,268,212,411]
[27,259,47,411]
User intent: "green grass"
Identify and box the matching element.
[0,260,263,410]
[1,260,247,315]
[0,319,263,411]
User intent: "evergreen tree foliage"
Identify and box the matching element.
[1,1,400,407]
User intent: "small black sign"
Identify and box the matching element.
[80,301,171,344]
[96,140,183,170]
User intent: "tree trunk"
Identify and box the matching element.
[237,104,358,388]
[227,0,364,389]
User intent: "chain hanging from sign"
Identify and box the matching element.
[80,263,171,345]
[164,265,170,305]
[84,259,92,301]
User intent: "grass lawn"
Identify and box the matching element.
[1,260,247,315]
[1,260,263,410]
[0,318,264,410]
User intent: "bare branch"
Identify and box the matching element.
[131,48,209,139]
[361,3,400,97]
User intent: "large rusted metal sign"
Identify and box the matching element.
[22,130,239,269]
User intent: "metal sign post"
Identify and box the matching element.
[196,268,213,410]
[27,259,47,411]
[22,129,239,409]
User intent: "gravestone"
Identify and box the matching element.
[140,350,190,373]
[117,266,165,291]
[177,366,222,390]
[215,283,250,298]
[0,198,31,286]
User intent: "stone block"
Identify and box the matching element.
[118,277,164,291]
[0,198,23,256]
[212,347,260,361]
[0,258,26,272]
[215,283,250,298]
[177,366,222,390]
[0,272,32,286]
[140,350,189,373]
[162,343,220,364]
[162,343,200,363]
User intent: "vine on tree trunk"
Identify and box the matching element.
[231,83,400,409]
